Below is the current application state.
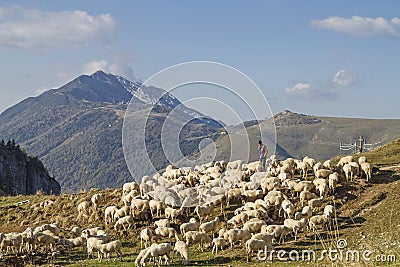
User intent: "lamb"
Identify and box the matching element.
[91,193,103,211]
[155,227,180,242]
[360,162,372,181]
[328,172,339,194]
[211,237,227,254]
[141,243,171,266]
[184,231,211,251]
[71,226,82,238]
[283,218,307,240]
[279,199,295,219]
[245,239,266,261]
[105,206,118,225]
[77,200,90,219]
[89,240,123,262]
[199,217,220,235]
[164,207,182,223]
[174,240,190,265]
[149,200,165,217]
[299,191,319,207]
[194,202,214,222]
[308,215,330,231]
[114,215,134,231]
[180,218,200,235]
[224,229,251,248]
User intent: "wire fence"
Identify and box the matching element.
[339,139,382,154]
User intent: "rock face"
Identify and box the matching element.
[0,140,60,196]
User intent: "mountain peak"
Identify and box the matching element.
[273,110,322,127]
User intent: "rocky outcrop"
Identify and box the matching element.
[0,140,60,196]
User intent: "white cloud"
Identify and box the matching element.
[0,6,115,50]
[82,60,136,81]
[310,16,400,38]
[333,70,357,86]
[285,82,311,95]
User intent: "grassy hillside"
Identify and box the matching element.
[1,139,399,266]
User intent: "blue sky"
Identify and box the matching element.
[0,1,399,124]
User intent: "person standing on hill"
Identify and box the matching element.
[258,140,269,171]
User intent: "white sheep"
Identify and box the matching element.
[323,159,333,169]
[343,163,356,182]
[227,160,243,171]
[141,243,171,266]
[328,172,339,194]
[174,240,190,265]
[71,226,82,238]
[308,215,330,231]
[149,200,165,217]
[140,228,154,249]
[135,247,149,267]
[77,200,90,219]
[155,227,180,242]
[164,207,182,223]
[184,231,211,251]
[358,156,367,165]
[211,237,227,254]
[104,206,118,225]
[59,236,86,253]
[114,215,134,231]
[295,206,313,220]
[114,206,131,220]
[243,220,267,234]
[245,239,266,261]
[360,162,372,181]
[224,229,251,248]
[315,169,333,179]
[154,219,170,228]
[299,191,319,207]
[90,240,123,262]
[279,199,295,219]
[91,193,103,211]
[180,218,200,235]
[194,203,214,222]
[199,217,219,235]
[283,218,307,240]
[308,197,324,211]
[337,155,353,166]
[131,198,150,213]
[227,213,249,228]
[123,181,140,196]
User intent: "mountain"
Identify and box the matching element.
[0,140,60,196]
[0,71,223,192]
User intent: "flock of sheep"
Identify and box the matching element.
[0,154,373,265]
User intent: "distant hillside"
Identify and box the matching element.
[0,71,222,192]
[0,140,60,196]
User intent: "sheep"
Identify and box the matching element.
[299,191,319,207]
[283,218,307,240]
[280,163,295,178]
[155,227,180,242]
[242,189,263,203]
[154,219,170,228]
[271,225,292,244]
[279,199,295,219]
[135,247,149,267]
[251,233,274,245]
[308,215,330,231]
[105,206,118,225]
[261,177,280,193]
[308,197,324,211]
[343,163,356,182]
[164,207,182,223]
[194,202,214,222]
[141,243,171,266]
[174,240,190,265]
[264,190,287,209]
[114,206,131,220]
[227,160,243,170]
[81,227,103,237]
[349,161,360,176]
[283,179,314,197]
[71,226,82,238]
[323,159,333,169]
[131,198,150,213]
[90,240,123,262]
[59,236,86,253]
[303,156,317,168]
[323,204,335,217]
[315,169,333,179]
[35,232,56,252]
[86,237,106,258]
[149,200,165,217]
[199,217,220,235]
[245,239,266,261]
[337,155,353,166]
[91,193,103,211]
[227,213,249,228]
[224,229,251,248]
[313,162,324,174]
[328,172,339,194]
[180,218,199,235]
[122,190,139,206]
[211,237,227,254]
[295,205,313,220]
[123,181,140,196]
[184,231,211,251]
[140,228,155,249]
[243,220,267,234]
[77,200,90,219]
[114,215,134,231]
[360,162,372,181]
[358,156,367,165]
[225,188,243,206]
[313,178,329,197]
